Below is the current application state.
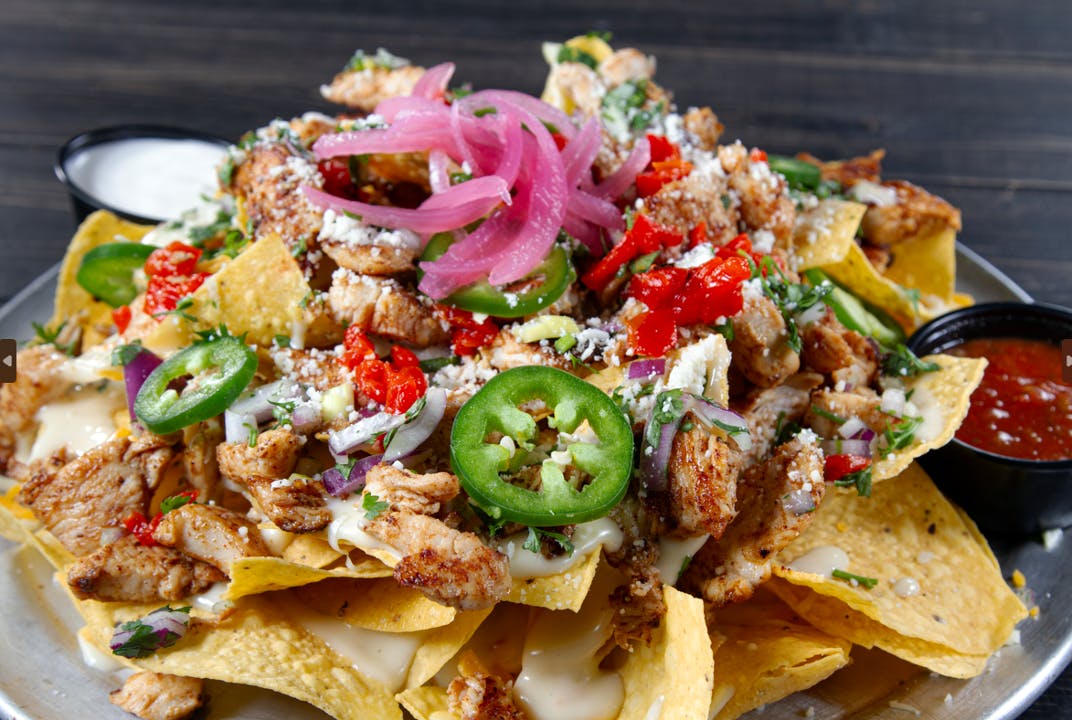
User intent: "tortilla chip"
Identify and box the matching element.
[618,586,713,720]
[407,608,493,689]
[50,210,155,340]
[293,577,456,633]
[791,199,867,270]
[396,685,453,720]
[226,555,391,601]
[281,532,348,567]
[872,354,986,481]
[79,594,402,720]
[0,495,35,543]
[144,234,310,351]
[507,547,601,611]
[771,462,1026,677]
[708,590,852,720]
[882,225,957,302]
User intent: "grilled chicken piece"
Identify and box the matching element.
[18,435,174,556]
[609,550,667,649]
[683,438,825,607]
[110,672,204,720]
[737,371,824,464]
[217,428,303,483]
[0,345,68,433]
[448,670,526,720]
[328,270,450,347]
[666,425,742,538]
[800,308,879,389]
[368,511,511,611]
[271,347,352,393]
[860,180,962,247]
[486,331,573,373]
[321,63,426,112]
[245,476,331,534]
[544,62,605,117]
[682,106,724,152]
[720,142,797,245]
[729,293,800,388]
[182,420,224,503]
[796,149,885,188]
[67,535,225,603]
[646,171,740,246]
[598,48,656,86]
[152,503,270,573]
[804,388,887,439]
[320,237,418,276]
[364,464,459,515]
[230,143,325,265]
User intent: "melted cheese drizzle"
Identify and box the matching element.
[77,633,125,673]
[498,517,623,579]
[655,534,709,584]
[292,608,423,692]
[324,496,402,562]
[788,545,849,577]
[30,382,124,460]
[513,571,624,720]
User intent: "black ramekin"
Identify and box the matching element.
[908,302,1072,535]
[54,124,231,225]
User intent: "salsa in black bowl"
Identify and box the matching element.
[908,302,1072,535]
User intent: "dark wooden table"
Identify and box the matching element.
[1,1,1069,717]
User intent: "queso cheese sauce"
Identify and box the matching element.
[948,337,1072,461]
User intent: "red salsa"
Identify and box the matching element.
[948,337,1072,461]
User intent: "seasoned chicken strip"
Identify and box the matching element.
[721,142,797,245]
[860,179,962,246]
[682,438,825,607]
[217,427,303,483]
[67,535,225,603]
[681,106,724,152]
[646,171,740,247]
[152,503,271,573]
[321,63,426,112]
[0,345,68,432]
[368,511,511,611]
[666,425,742,538]
[799,308,879,389]
[110,672,204,720]
[18,435,174,556]
[729,292,800,388]
[804,388,887,439]
[328,269,450,347]
[737,371,824,464]
[245,475,331,534]
[182,420,224,503]
[363,464,459,515]
[448,669,526,720]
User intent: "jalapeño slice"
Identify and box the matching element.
[450,366,633,527]
[76,242,156,307]
[420,232,574,318]
[134,336,257,435]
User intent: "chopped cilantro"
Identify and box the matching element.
[273,334,291,348]
[751,256,832,353]
[153,297,198,323]
[712,319,734,342]
[773,411,802,446]
[602,79,660,136]
[159,492,196,515]
[679,554,693,578]
[810,404,847,425]
[881,344,939,378]
[585,29,613,42]
[473,106,498,117]
[556,45,598,69]
[344,48,409,72]
[110,606,191,658]
[418,355,459,373]
[523,526,575,556]
[187,210,232,244]
[246,423,258,448]
[834,465,873,497]
[362,492,389,520]
[883,415,924,452]
[218,157,236,186]
[268,398,297,427]
[832,569,878,589]
[31,320,76,356]
[629,251,660,274]
[291,236,308,258]
[554,334,577,354]
[450,171,474,184]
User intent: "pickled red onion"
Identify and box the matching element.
[411,62,455,101]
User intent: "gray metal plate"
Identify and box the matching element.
[0,245,1064,720]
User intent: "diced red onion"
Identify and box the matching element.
[852,427,877,443]
[328,412,407,456]
[110,607,190,655]
[224,409,257,444]
[627,358,667,380]
[837,416,868,440]
[290,402,322,434]
[782,489,817,516]
[682,394,753,451]
[411,62,455,101]
[639,413,681,493]
[229,380,288,424]
[322,453,382,497]
[122,348,162,420]
[594,136,651,200]
[384,388,447,462]
[820,438,873,458]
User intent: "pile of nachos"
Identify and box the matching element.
[0,33,1025,720]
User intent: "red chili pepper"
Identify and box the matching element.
[112,304,132,333]
[144,273,209,316]
[824,454,872,483]
[581,214,683,292]
[123,511,161,547]
[144,242,202,278]
[749,148,768,164]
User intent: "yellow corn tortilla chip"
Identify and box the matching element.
[281,532,347,567]
[226,555,391,601]
[144,234,310,351]
[707,590,851,720]
[396,685,453,720]
[771,462,1026,677]
[78,593,402,720]
[882,225,957,302]
[617,586,713,720]
[872,353,986,481]
[407,608,493,690]
[50,210,155,338]
[292,577,456,633]
[0,494,35,543]
[507,547,602,611]
[791,199,867,270]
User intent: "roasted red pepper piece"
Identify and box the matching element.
[824,453,872,483]
[581,214,683,292]
[144,242,202,278]
[112,304,132,333]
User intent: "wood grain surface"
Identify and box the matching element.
[0,1,1069,717]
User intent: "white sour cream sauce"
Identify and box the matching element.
[655,534,709,584]
[498,518,623,578]
[30,382,124,460]
[65,137,225,221]
[788,545,850,577]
